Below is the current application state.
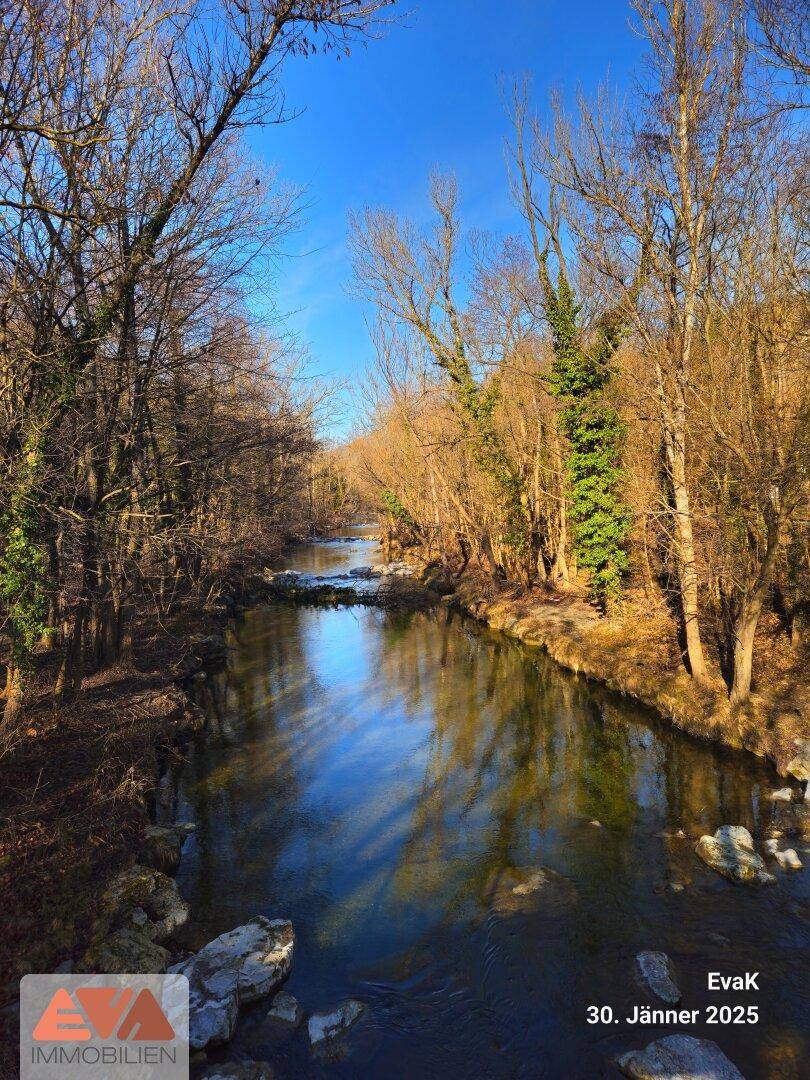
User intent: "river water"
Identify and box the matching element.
[175,535,809,1078]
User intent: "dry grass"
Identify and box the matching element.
[446,573,809,774]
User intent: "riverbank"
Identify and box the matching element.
[0,578,273,1006]
[416,565,808,781]
[0,550,440,1070]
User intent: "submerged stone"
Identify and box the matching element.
[308,999,366,1047]
[266,990,302,1027]
[200,1064,274,1080]
[617,1034,744,1079]
[486,865,577,913]
[635,952,681,1004]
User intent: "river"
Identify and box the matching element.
[174,534,809,1078]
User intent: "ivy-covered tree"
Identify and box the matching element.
[509,88,634,608]
[542,274,631,608]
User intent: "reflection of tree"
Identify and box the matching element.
[385,621,564,915]
[178,604,310,932]
[572,698,636,830]
[178,588,770,995]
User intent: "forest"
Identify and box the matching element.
[0,1,386,745]
[342,0,808,711]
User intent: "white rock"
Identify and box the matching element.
[695,826,774,884]
[618,1034,744,1079]
[308,999,366,1047]
[635,952,681,1004]
[714,824,754,851]
[170,917,293,1050]
[770,787,794,802]
[785,738,809,785]
[764,838,780,854]
[775,848,803,871]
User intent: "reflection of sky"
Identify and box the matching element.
[175,546,808,1077]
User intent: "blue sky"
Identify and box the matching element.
[247,1,644,439]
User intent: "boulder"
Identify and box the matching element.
[78,864,189,973]
[308,1000,366,1047]
[79,927,170,975]
[635,952,681,1004]
[170,917,294,1050]
[140,823,196,876]
[694,827,775,884]
[617,1034,744,1079]
[266,991,302,1028]
[200,1064,274,1080]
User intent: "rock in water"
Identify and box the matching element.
[635,952,681,1004]
[170,916,294,1050]
[774,848,803,871]
[308,1000,366,1047]
[694,826,775,884]
[617,1035,745,1079]
[486,865,577,914]
[201,1064,274,1080]
[266,990,302,1027]
[769,787,795,803]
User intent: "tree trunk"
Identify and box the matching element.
[729,604,759,705]
[730,513,783,704]
[664,421,708,681]
[1,660,24,737]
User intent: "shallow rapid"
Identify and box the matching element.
[175,534,809,1078]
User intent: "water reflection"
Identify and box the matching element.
[176,547,808,1079]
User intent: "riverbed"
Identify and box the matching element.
[174,535,809,1078]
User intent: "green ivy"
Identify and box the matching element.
[544,275,630,608]
[380,489,416,528]
[0,442,50,672]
